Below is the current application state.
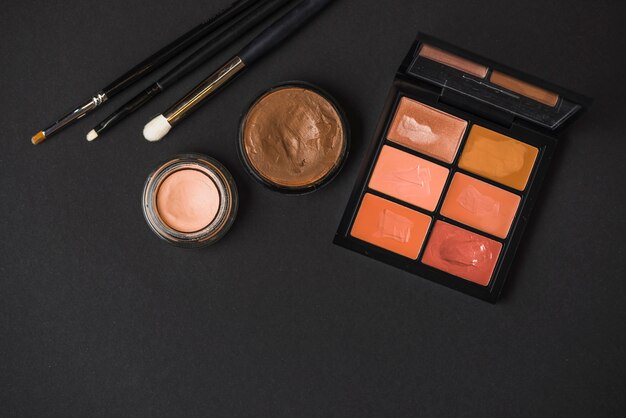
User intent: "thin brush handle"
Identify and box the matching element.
[102,0,258,97]
[163,0,333,126]
[238,0,332,65]
[91,84,162,135]
[32,0,259,143]
[91,0,293,137]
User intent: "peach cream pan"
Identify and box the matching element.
[143,154,238,248]
[334,33,591,302]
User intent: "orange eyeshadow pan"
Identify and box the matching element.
[351,193,431,259]
[441,173,520,238]
[387,97,467,163]
[459,125,539,191]
[422,221,502,286]
[369,145,449,211]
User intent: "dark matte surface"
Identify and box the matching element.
[1,0,625,416]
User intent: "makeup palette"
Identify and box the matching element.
[335,34,591,301]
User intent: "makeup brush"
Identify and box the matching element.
[143,0,333,142]
[87,0,294,141]
[31,0,259,145]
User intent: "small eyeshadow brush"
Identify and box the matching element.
[87,0,294,141]
[31,0,259,145]
[143,0,333,142]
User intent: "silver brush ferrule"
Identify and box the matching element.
[43,92,108,137]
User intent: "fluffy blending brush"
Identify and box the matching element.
[31,0,259,145]
[143,0,333,142]
[87,0,294,141]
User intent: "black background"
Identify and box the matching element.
[2,0,625,416]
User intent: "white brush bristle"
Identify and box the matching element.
[143,115,171,142]
[86,129,98,141]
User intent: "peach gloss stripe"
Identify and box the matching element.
[441,173,520,239]
[490,71,559,107]
[369,145,449,211]
[418,44,489,78]
[459,125,539,191]
[351,193,432,259]
[156,169,220,233]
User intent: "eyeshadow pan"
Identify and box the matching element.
[422,221,502,286]
[490,71,559,107]
[419,44,488,78]
[441,173,520,238]
[156,169,220,233]
[369,145,449,211]
[143,154,238,248]
[459,125,538,191]
[351,193,431,259]
[387,97,468,163]
[241,86,347,191]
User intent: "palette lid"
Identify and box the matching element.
[401,33,591,131]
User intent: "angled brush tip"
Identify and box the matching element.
[31,131,46,145]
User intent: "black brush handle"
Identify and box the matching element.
[160,0,293,89]
[93,84,162,135]
[101,0,258,98]
[238,0,332,65]
[92,0,293,137]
